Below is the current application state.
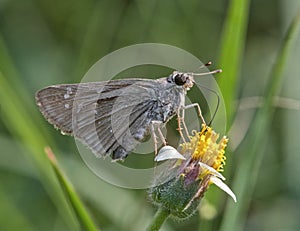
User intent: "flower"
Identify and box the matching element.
[149,124,236,219]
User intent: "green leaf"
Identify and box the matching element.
[217,0,251,127]
[45,147,100,231]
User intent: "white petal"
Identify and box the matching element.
[198,162,226,180]
[154,146,186,162]
[210,176,237,203]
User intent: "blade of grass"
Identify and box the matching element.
[217,0,251,127]
[0,36,78,230]
[219,10,300,231]
[45,147,100,231]
[209,0,251,220]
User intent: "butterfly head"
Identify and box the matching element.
[168,71,194,90]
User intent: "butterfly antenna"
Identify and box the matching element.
[192,61,213,72]
[190,64,222,125]
[193,83,220,126]
[192,69,222,76]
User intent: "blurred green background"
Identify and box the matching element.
[1,0,300,231]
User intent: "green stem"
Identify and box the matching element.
[146,208,170,231]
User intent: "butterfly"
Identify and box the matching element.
[36,68,220,161]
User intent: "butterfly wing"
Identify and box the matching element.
[36,84,77,134]
[36,79,162,160]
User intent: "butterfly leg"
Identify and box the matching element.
[180,108,190,139]
[176,109,187,143]
[182,103,206,125]
[177,103,206,142]
[157,127,167,146]
[150,122,158,154]
[150,121,167,154]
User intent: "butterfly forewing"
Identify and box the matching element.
[36,79,166,160]
[36,84,78,134]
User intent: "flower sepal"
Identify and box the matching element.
[150,173,209,219]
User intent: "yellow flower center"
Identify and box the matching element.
[180,124,228,172]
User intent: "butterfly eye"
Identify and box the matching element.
[174,73,187,86]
